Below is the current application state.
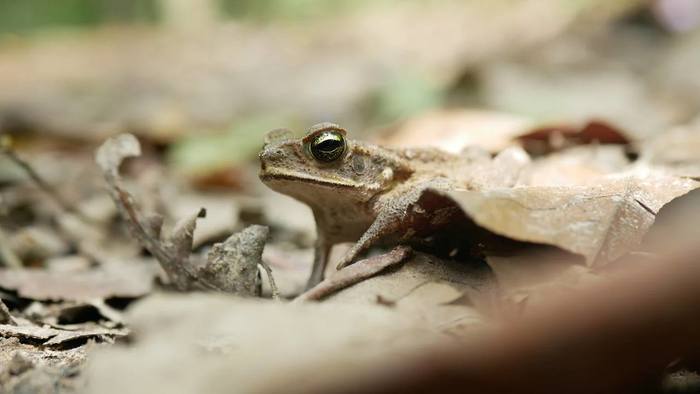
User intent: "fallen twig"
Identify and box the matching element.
[294,246,412,302]
[259,261,280,300]
[1,136,93,224]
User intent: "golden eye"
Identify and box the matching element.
[310,131,346,162]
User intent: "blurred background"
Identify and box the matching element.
[0,0,699,180]
[2,2,700,392]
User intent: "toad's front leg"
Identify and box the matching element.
[335,204,408,270]
[307,232,331,290]
[335,180,447,270]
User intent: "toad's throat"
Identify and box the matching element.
[260,168,377,190]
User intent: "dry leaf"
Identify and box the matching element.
[520,145,630,186]
[23,300,125,327]
[197,225,269,296]
[0,264,156,302]
[167,192,239,248]
[42,327,126,347]
[515,120,631,156]
[0,323,57,341]
[430,173,698,265]
[326,252,489,332]
[0,318,126,349]
[327,253,489,304]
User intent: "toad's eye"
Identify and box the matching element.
[310,131,346,162]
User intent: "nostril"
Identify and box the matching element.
[263,148,284,161]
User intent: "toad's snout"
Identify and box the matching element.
[258,145,288,175]
[259,146,285,165]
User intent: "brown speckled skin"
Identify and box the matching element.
[259,123,509,289]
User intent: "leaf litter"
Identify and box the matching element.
[3,118,699,393]
[2,5,700,393]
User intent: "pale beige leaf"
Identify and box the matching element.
[437,174,698,265]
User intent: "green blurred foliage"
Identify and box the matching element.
[0,0,158,34]
[368,72,444,125]
[168,114,297,175]
[0,0,388,35]
[218,0,381,20]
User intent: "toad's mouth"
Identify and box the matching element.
[259,168,362,189]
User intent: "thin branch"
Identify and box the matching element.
[1,141,94,224]
[96,134,200,290]
[259,261,280,300]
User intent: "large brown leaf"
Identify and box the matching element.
[432,174,698,265]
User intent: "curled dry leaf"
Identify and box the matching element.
[94,134,193,288]
[167,193,239,248]
[96,134,198,290]
[96,134,271,296]
[428,173,698,265]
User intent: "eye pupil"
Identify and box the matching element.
[311,131,346,162]
[317,139,340,152]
